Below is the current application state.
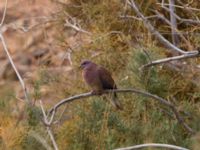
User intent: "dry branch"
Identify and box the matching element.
[114,143,189,150]
[0,34,30,103]
[0,0,7,27]
[48,88,195,134]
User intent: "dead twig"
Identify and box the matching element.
[0,0,30,103]
[0,0,7,27]
[48,88,195,134]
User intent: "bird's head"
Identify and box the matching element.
[80,60,93,69]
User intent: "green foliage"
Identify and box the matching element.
[21,134,46,150]
[27,106,42,127]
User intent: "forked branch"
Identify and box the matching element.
[48,88,195,134]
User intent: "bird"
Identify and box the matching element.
[80,60,123,110]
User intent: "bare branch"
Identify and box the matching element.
[48,88,195,134]
[0,0,8,27]
[0,34,30,103]
[141,50,200,69]
[114,143,189,150]
[40,101,59,150]
[126,0,198,54]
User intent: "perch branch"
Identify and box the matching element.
[114,143,189,150]
[140,51,200,69]
[48,88,194,134]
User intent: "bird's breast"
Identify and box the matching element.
[82,68,102,89]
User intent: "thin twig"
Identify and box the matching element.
[140,51,200,69]
[114,143,189,150]
[48,88,195,134]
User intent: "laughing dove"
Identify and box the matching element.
[80,60,123,110]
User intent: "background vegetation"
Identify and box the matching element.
[1,0,200,149]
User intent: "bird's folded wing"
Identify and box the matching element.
[98,67,117,89]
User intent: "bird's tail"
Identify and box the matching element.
[110,92,123,110]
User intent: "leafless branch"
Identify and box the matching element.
[140,51,200,69]
[0,0,8,27]
[114,143,189,150]
[0,34,30,103]
[40,101,59,150]
[0,0,30,104]
[126,0,198,55]
[48,88,195,134]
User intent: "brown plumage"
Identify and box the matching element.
[80,60,122,110]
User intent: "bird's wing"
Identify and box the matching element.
[98,66,117,89]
